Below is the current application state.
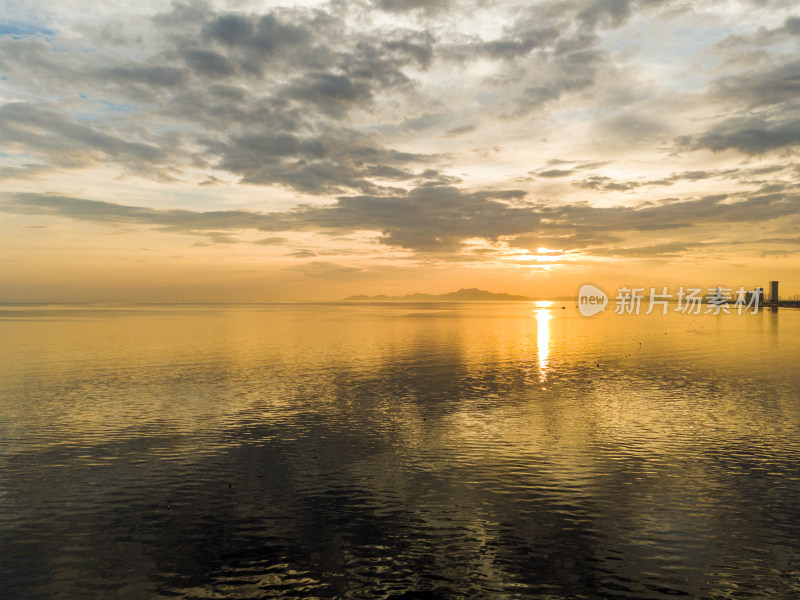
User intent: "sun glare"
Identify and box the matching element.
[536,307,551,382]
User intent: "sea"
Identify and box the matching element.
[1,301,798,599]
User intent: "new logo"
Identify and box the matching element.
[578,284,608,317]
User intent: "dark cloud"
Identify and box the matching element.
[204,14,254,46]
[578,0,634,30]
[433,1,652,118]
[376,0,450,13]
[191,232,242,245]
[102,65,188,88]
[253,236,289,245]
[682,115,800,155]
[0,102,176,180]
[203,12,311,53]
[507,46,606,115]
[0,0,705,197]
[199,175,224,186]
[573,176,641,191]
[184,49,237,78]
[712,60,800,108]
[685,38,800,159]
[542,159,611,171]
[205,128,433,194]
[306,185,531,251]
[1,0,799,271]
[442,124,476,137]
[572,165,798,192]
[383,32,435,68]
[716,15,800,49]
[0,193,295,239]
[287,73,374,116]
[0,3,440,190]
[440,22,559,65]
[5,184,799,254]
[537,169,574,178]
[285,249,316,258]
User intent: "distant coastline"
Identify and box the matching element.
[343,288,571,302]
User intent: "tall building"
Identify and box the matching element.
[770,281,779,305]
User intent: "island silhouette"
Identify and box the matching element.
[343,288,536,301]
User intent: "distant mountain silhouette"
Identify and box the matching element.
[343,288,535,301]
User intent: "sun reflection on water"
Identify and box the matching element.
[535,302,552,382]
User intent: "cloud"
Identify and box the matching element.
[682,41,800,158]
[0,3,441,191]
[572,165,797,192]
[202,12,311,55]
[253,236,289,245]
[682,116,800,155]
[578,0,634,30]
[715,15,800,49]
[2,0,800,273]
[589,235,800,258]
[102,65,188,89]
[375,0,451,13]
[0,0,721,197]
[0,102,175,179]
[5,184,800,255]
[285,249,316,258]
[0,193,294,239]
[537,169,574,178]
[711,60,800,109]
[442,124,476,137]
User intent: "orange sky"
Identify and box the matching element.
[1,1,799,301]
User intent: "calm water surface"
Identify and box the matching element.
[1,302,799,599]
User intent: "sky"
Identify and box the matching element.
[1,0,799,302]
